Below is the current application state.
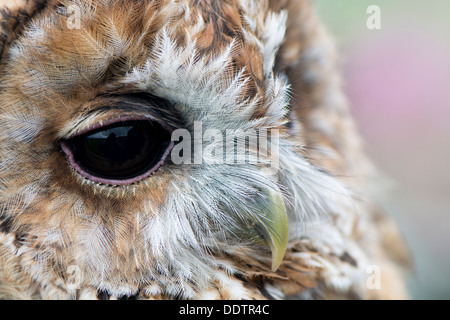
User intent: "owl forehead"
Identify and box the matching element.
[2,0,287,109]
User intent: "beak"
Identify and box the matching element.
[254,186,289,272]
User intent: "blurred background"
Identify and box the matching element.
[315,0,450,299]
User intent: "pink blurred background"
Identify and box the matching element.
[316,0,450,299]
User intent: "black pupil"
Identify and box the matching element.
[66,120,171,180]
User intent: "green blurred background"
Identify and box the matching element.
[315,0,450,299]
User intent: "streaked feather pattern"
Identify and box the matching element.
[0,0,409,299]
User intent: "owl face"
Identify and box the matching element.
[0,0,405,300]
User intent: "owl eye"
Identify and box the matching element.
[61,119,173,185]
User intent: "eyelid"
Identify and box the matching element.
[59,110,174,140]
[71,115,172,138]
[57,92,180,140]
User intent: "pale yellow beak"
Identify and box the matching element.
[254,186,289,272]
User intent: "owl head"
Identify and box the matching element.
[0,0,409,300]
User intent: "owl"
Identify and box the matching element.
[0,0,409,300]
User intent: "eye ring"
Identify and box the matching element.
[60,117,174,186]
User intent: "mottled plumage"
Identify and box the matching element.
[0,0,409,299]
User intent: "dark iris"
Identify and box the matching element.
[63,120,172,181]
